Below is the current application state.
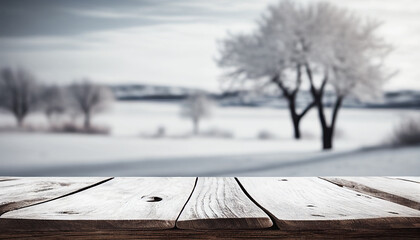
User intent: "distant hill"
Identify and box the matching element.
[370,90,420,108]
[110,84,200,101]
[110,84,420,109]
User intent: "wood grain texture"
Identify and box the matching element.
[176,177,273,230]
[323,177,420,210]
[1,228,420,240]
[0,177,111,215]
[237,177,420,230]
[1,178,196,230]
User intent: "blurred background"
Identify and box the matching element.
[0,0,419,176]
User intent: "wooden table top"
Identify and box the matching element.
[1,177,419,239]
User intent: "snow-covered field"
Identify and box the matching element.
[0,101,419,176]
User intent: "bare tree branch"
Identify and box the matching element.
[68,79,113,129]
[0,67,39,126]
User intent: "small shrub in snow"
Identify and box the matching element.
[200,128,234,139]
[155,126,166,138]
[0,124,47,133]
[391,117,420,146]
[257,130,276,140]
[51,122,109,135]
[139,126,167,139]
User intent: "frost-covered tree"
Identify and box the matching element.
[181,92,211,135]
[68,79,113,129]
[217,5,316,139]
[218,0,392,149]
[0,67,39,126]
[299,3,393,149]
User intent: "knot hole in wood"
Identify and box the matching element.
[141,195,162,202]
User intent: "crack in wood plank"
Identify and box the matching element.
[388,177,420,184]
[1,178,196,230]
[321,177,420,210]
[238,177,420,230]
[0,177,113,216]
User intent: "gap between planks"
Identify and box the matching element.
[176,177,273,230]
[174,177,198,226]
[234,177,280,229]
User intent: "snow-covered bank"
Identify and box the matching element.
[0,134,418,176]
[0,132,325,170]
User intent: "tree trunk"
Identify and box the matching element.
[324,96,343,150]
[84,112,91,129]
[292,117,301,139]
[313,95,330,150]
[317,96,343,150]
[193,118,199,135]
[272,70,315,141]
[16,115,24,128]
[305,64,343,150]
[288,97,301,139]
[322,127,333,150]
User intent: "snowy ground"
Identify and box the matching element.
[0,101,419,176]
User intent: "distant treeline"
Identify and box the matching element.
[0,67,113,131]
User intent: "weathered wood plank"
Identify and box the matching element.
[1,228,420,240]
[323,177,420,210]
[1,178,196,230]
[0,177,111,215]
[238,177,420,230]
[176,177,272,230]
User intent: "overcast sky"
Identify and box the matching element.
[0,0,419,92]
